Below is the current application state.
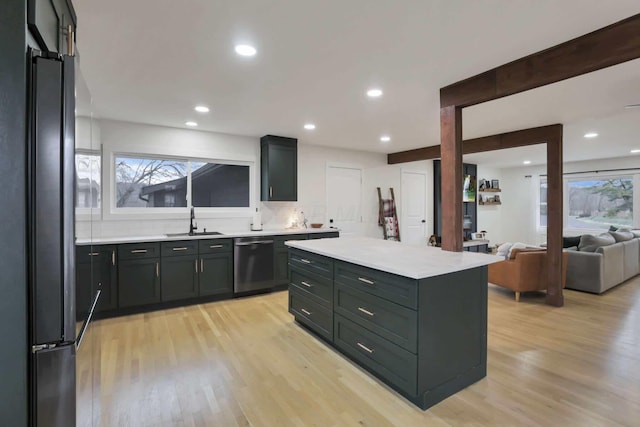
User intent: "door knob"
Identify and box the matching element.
[421,219,426,223]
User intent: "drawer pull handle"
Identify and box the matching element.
[131,249,148,254]
[156,262,159,277]
[173,247,188,251]
[200,259,204,272]
[195,259,198,273]
[112,250,116,266]
[209,244,223,249]
[88,252,99,256]
[300,281,313,288]
[356,342,374,354]
[300,259,312,264]
[357,307,375,317]
[301,308,312,316]
[358,277,374,285]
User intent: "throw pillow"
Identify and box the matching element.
[578,233,616,252]
[507,242,527,259]
[610,230,634,242]
[630,230,640,238]
[562,235,581,248]
[496,242,513,259]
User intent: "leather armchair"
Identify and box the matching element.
[488,249,568,301]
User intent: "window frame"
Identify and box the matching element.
[537,172,637,235]
[75,149,102,221]
[108,152,255,220]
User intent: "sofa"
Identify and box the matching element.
[565,230,640,294]
[488,248,568,301]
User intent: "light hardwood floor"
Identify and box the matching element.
[88,277,640,426]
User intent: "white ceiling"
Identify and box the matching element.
[74,0,640,166]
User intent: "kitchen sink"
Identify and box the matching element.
[165,231,224,237]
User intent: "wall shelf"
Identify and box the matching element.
[479,188,501,192]
[479,201,502,206]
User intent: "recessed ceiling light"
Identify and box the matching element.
[235,44,257,57]
[304,123,316,130]
[523,160,531,165]
[584,132,598,138]
[367,88,383,98]
[185,121,198,127]
[624,104,640,109]
[631,149,640,154]
[380,135,391,142]
[194,106,209,113]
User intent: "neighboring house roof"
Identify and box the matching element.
[140,164,224,196]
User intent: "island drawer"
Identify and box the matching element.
[161,240,198,257]
[274,234,307,249]
[334,314,417,396]
[118,242,160,260]
[289,249,333,279]
[335,283,417,353]
[198,239,233,254]
[289,289,333,341]
[290,266,332,307]
[334,261,417,309]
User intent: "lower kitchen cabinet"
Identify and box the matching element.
[161,255,199,301]
[118,257,161,308]
[199,252,233,296]
[96,246,118,312]
[76,245,117,318]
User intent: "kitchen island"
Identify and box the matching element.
[285,237,502,410]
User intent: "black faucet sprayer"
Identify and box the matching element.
[189,207,198,235]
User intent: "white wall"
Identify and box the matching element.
[498,156,640,245]
[76,119,388,239]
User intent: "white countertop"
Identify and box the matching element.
[75,228,338,246]
[286,237,503,280]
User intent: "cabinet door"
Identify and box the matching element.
[268,144,297,201]
[261,136,297,201]
[161,255,199,301]
[96,247,118,312]
[274,249,289,285]
[75,256,93,321]
[199,253,232,296]
[118,258,160,308]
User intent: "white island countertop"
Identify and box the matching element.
[75,228,338,246]
[286,237,503,280]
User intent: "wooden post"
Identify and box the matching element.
[546,131,564,306]
[440,105,463,252]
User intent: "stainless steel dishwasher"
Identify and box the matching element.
[234,236,275,294]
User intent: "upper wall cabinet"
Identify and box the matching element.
[28,0,77,55]
[261,135,298,201]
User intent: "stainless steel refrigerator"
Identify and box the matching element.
[27,48,82,427]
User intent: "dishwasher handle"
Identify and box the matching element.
[235,240,274,246]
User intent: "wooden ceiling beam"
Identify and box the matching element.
[440,13,640,108]
[387,124,561,163]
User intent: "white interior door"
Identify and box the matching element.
[402,170,427,245]
[327,165,362,237]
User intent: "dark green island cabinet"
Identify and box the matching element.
[287,238,501,410]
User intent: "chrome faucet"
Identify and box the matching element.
[189,207,198,235]
[301,211,308,229]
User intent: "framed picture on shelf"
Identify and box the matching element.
[494,195,501,203]
[491,179,500,189]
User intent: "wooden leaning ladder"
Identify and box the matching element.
[377,187,400,241]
